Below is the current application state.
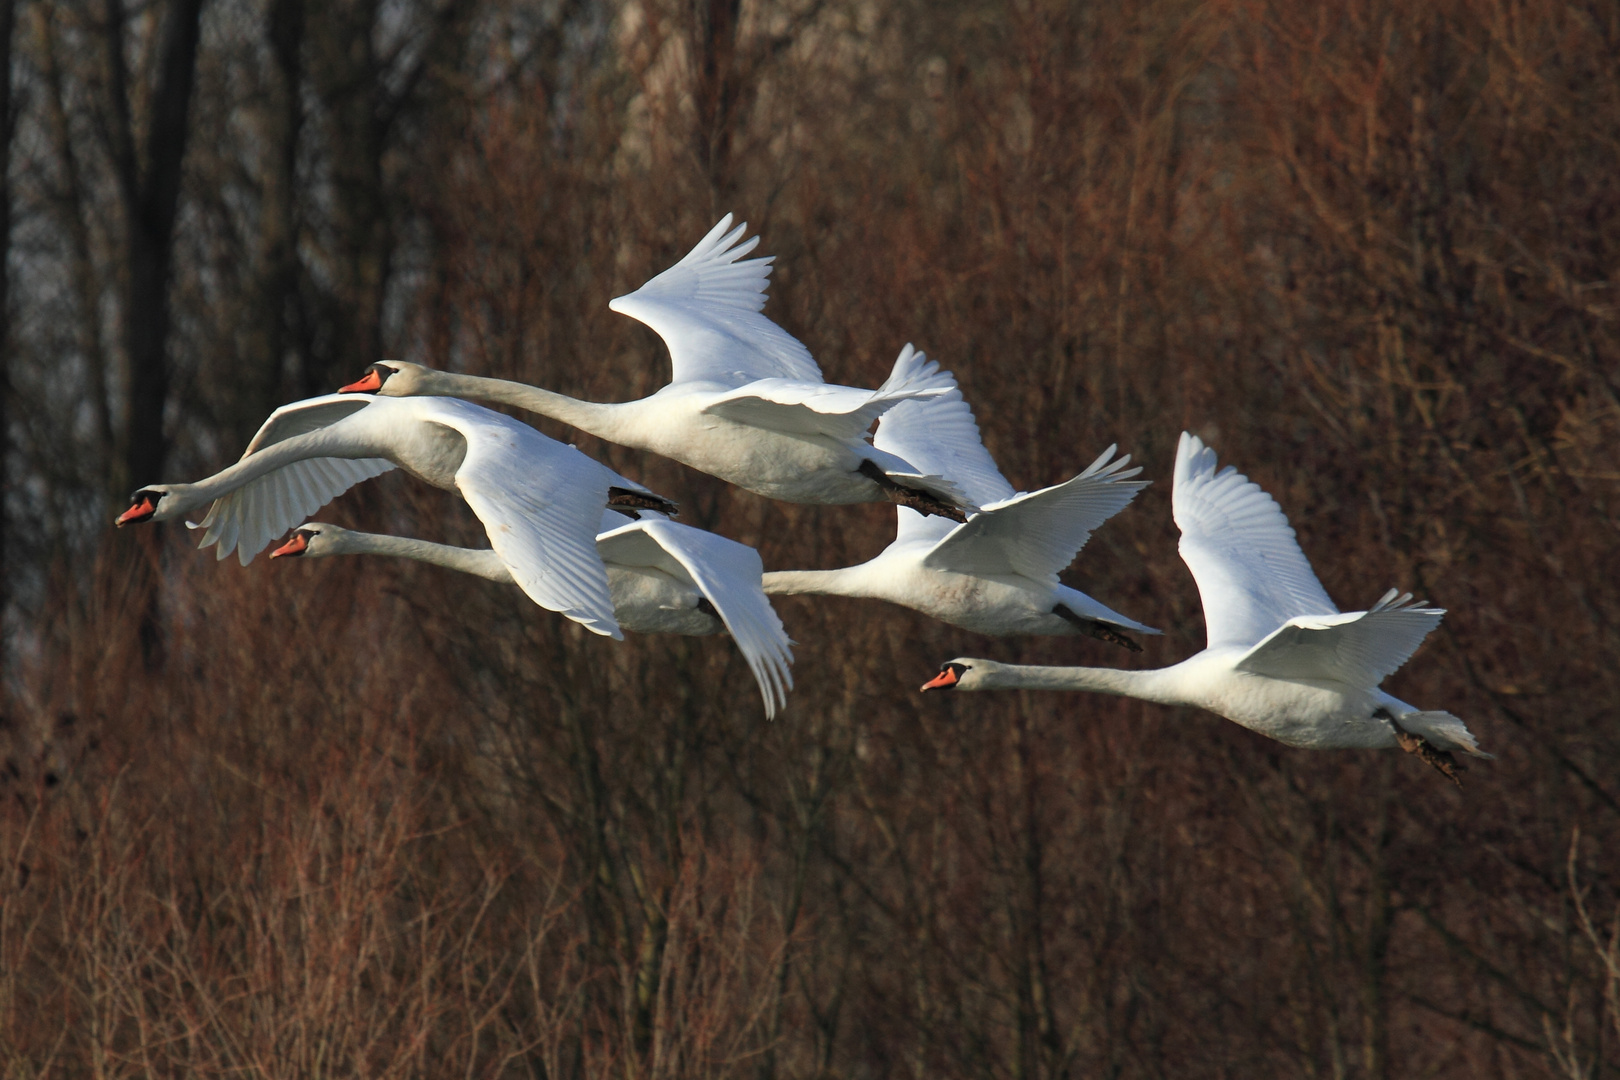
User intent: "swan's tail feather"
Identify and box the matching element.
[1400,710,1493,759]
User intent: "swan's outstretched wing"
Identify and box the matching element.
[873,346,1016,547]
[699,379,934,440]
[237,396,372,455]
[192,395,395,566]
[701,380,894,437]
[922,445,1146,580]
[702,340,956,443]
[1172,431,1337,649]
[608,215,822,387]
[598,515,794,718]
[1236,590,1444,687]
[453,421,621,640]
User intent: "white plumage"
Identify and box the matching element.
[118,394,649,639]
[1172,433,1338,649]
[923,432,1489,780]
[272,512,795,718]
[594,513,794,717]
[343,216,973,516]
[763,349,1156,644]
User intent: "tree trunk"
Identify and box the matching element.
[230,0,305,445]
[302,0,391,397]
[693,0,744,193]
[35,5,115,491]
[0,0,15,622]
[106,0,206,498]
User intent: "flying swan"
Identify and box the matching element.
[269,513,795,717]
[762,347,1158,648]
[337,216,974,520]
[114,393,676,639]
[921,432,1490,783]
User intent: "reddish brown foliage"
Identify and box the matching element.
[3,0,1617,1076]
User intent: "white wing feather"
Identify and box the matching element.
[701,340,956,445]
[190,396,396,566]
[922,445,1146,580]
[599,515,794,718]
[701,380,906,437]
[875,350,1014,507]
[608,215,822,387]
[237,396,372,454]
[1236,590,1444,687]
[454,423,621,640]
[1172,431,1337,649]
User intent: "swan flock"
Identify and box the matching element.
[118,215,1489,779]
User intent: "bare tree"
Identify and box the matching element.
[0,0,1616,1074]
[0,0,16,623]
[103,0,205,501]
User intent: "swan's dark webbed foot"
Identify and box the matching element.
[1052,604,1144,652]
[856,460,968,523]
[1380,707,1464,787]
[608,487,678,516]
[1395,731,1463,786]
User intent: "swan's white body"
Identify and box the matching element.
[117,393,658,638]
[929,650,1466,752]
[924,432,1489,763]
[272,514,794,717]
[763,354,1156,643]
[348,217,971,514]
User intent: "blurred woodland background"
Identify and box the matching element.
[0,0,1617,1075]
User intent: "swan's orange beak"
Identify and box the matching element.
[116,496,155,527]
[920,667,959,692]
[339,369,382,394]
[270,533,309,559]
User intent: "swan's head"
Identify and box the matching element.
[920,660,976,692]
[115,486,187,526]
[270,522,352,559]
[339,361,433,397]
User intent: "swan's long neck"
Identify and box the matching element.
[761,568,877,600]
[324,531,513,583]
[974,662,1185,704]
[413,371,628,443]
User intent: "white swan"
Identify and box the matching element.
[269,512,795,717]
[921,432,1491,783]
[337,216,973,520]
[762,349,1158,648]
[114,393,676,639]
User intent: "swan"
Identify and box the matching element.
[114,393,677,638]
[337,216,974,520]
[268,512,795,717]
[921,432,1491,783]
[762,349,1158,648]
